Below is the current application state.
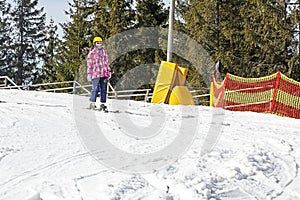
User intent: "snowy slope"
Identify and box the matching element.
[0,89,300,200]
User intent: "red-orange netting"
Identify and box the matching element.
[210,72,300,119]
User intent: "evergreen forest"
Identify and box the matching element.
[1,0,300,90]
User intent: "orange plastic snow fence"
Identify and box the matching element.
[210,72,300,119]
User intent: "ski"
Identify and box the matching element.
[86,107,120,113]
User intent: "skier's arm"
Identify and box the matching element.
[86,51,93,75]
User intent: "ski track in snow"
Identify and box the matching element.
[0,90,300,200]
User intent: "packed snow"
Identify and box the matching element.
[0,89,300,200]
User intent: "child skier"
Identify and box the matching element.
[87,36,111,112]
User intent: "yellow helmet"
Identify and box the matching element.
[93,36,102,43]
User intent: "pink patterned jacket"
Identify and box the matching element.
[87,46,111,79]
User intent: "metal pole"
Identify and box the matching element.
[167,0,175,62]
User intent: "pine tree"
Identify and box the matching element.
[101,0,136,88]
[179,0,298,79]
[41,18,61,85]
[287,0,300,81]
[167,0,212,89]
[0,0,12,77]
[10,0,47,86]
[223,0,294,77]
[57,0,92,82]
[92,0,110,39]
[108,0,135,35]
[135,0,168,64]
[131,0,168,89]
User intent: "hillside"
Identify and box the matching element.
[0,89,300,200]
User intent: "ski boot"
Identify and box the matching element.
[89,102,97,110]
[100,103,108,113]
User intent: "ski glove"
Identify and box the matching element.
[87,73,92,82]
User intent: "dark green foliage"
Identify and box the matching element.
[133,0,168,85]
[40,19,61,86]
[1,0,300,88]
[178,0,300,81]
[0,0,12,77]
[102,0,136,89]
[9,0,46,85]
[109,0,169,90]
[57,0,92,83]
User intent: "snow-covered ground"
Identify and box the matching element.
[1,89,300,200]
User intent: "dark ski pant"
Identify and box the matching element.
[90,77,108,103]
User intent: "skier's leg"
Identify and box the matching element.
[100,77,108,103]
[99,77,108,112]
[89,77,101,109]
